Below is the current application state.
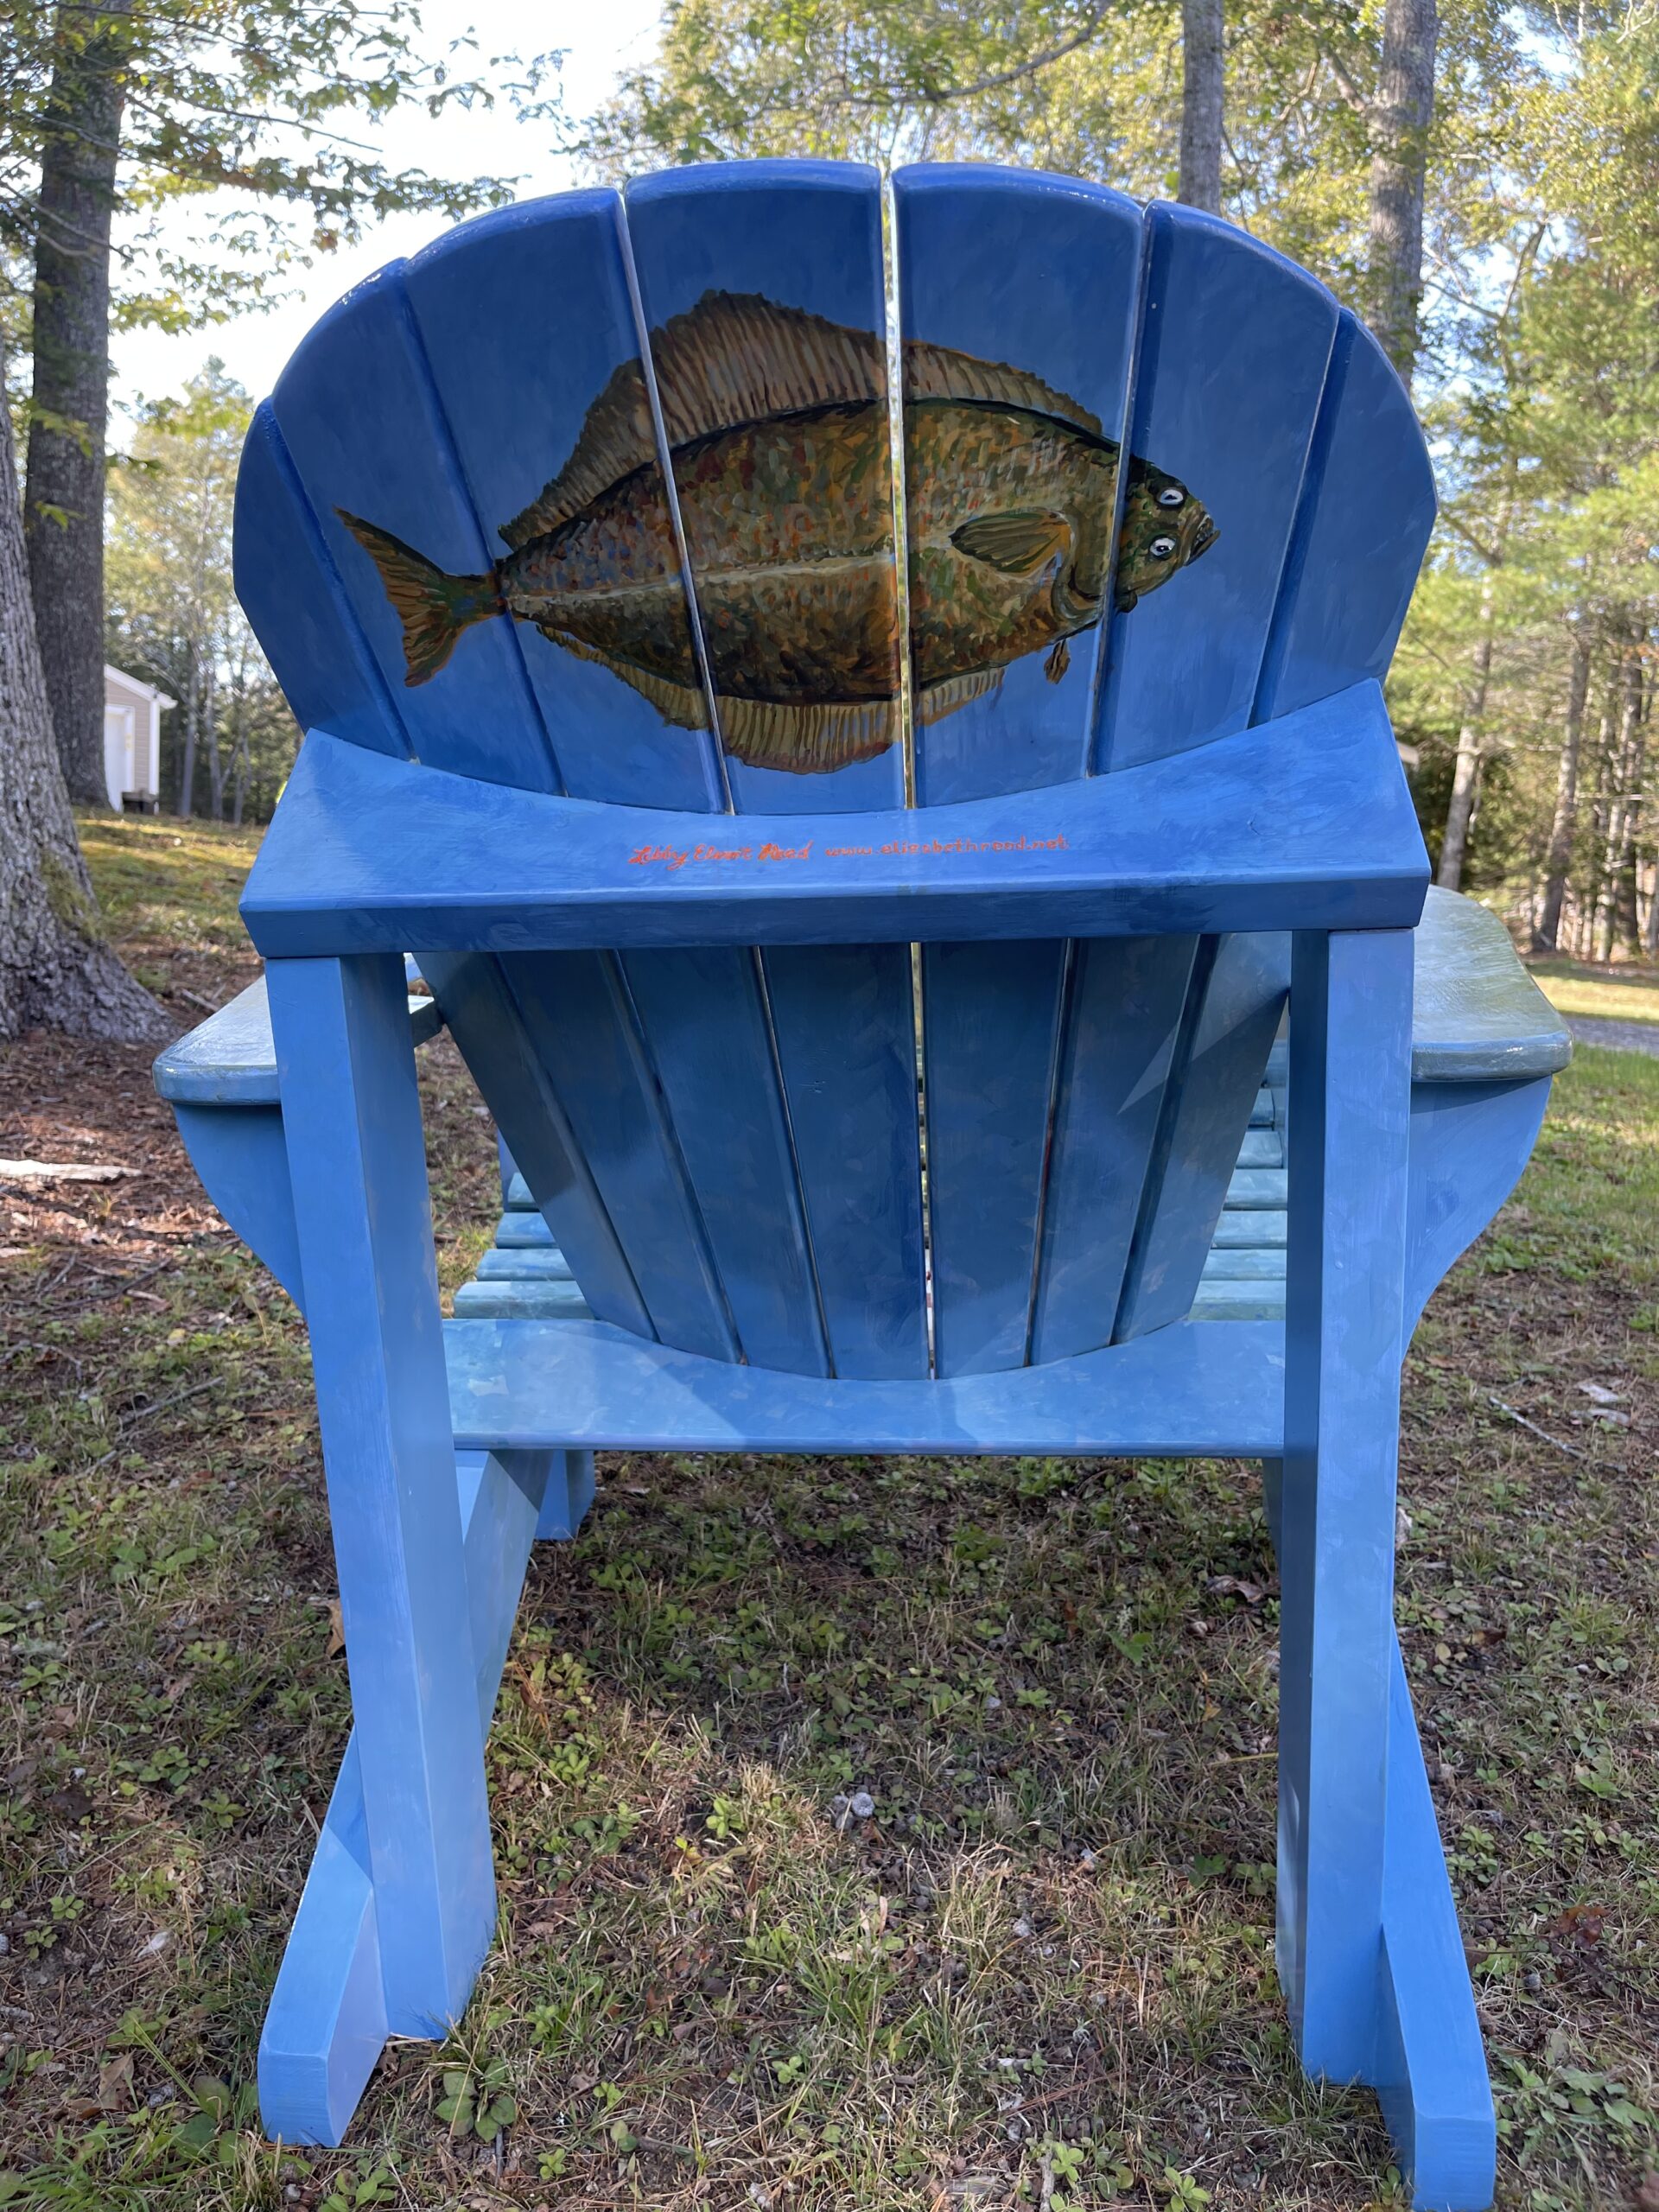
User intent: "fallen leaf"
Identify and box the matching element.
[1549,1902,1605,1946]
[1205,1574,1267,1605]
[1576,1381,1624,1405]
[327,1599,345,1659]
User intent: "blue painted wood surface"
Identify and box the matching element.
[1256,315,1438,723]
[234,407,408,763]
[893,165,1144,804]
[420,951,656,1341]
[242,683,1428,957]
[258,1442,595,2143]
[400,194,726,812]
[266,955,495,2037]
[1116,932,1290,1339]
[922,938,1066,1376]
[267,267,563,792]
[764,941,928,1379]
[447,1312,1285,1458]
[1277,928,1412,2081]
[1376,1637,1499,2209]
[625,161,905,815]
[1095,206,1339,772]
[619,948,831,1376]
[1027,932,1196,1362]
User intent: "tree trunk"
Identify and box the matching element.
[1594,652,1644,963]
[1365,0,1438,383]
[176,645,199,818]
[1533,627,1591,952]
[204,658,225,821]
[23,0,134,808]
[1437,578,1494,892]
[1179,0,1224,213]
[0,340,167,1043]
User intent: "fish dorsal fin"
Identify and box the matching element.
[903,337,1104,440]
[651,290,887,448]
[501,355,658,551]
[502,290,887,553]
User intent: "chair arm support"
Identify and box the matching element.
[1410,890,1571,1083]
[153,958,444,1108]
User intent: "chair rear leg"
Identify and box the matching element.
[1278,930,1494,2210]
[263,955,496,2126]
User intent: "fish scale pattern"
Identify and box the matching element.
[232,161,1433,1381]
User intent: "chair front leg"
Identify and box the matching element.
[1278,927,1411,2081]
[267,954,495,2037]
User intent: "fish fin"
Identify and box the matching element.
[718,694,898,774]
[1045,637,1071,683]
[903,339,1106,439]
[501,291,887,550]
[652,291,888,448]
[916,670,1006,727]
[548,632,710,730]
[502,357,658,550]
[950,510,1071,577]
[335,511,499,685]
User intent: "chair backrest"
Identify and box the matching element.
[234,161,1433,1381]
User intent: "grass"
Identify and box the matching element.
[0,822,1655,2209]
[1528,954,1659,1031]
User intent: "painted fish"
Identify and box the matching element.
[338,291,1216,774]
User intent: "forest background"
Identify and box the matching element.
[3,0,1656,1043]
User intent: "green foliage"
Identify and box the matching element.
[105,361,296,819]
[2,1,546,334]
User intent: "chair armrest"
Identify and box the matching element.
[153,958,444,1106]
[1411,889,1571,1083]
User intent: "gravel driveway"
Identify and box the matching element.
[1566,1014,1659,1057]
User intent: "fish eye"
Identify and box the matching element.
[1149,534,1177,559]
[1156,486,1185,508]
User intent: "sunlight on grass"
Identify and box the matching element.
[1529,957,1659,1027]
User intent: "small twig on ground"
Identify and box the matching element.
[89,1377,225,1467]
[1485,1393,1598,1465]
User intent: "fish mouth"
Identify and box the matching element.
[1190,515,1219,561]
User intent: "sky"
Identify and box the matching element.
[111,0,664,416]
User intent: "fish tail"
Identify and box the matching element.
[335,510,501,685]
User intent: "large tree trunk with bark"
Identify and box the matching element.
[1179,0,1224,213]
[1365,0,1438,383]
[24,0,133,808]
[1533,627,1591,953]
[1,345,168,1043]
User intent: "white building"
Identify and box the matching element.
[103,664,175,812]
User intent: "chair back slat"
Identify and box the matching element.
[618,948,831,1378]
[758,943,927,1380]
[493,953,740,1361]
[922,939,1066,1377]
[1094,205,1339,773]
[420,952,657,1340]
[400,194,728,812]
[267,265,563,791]
[625,162,907,815]
[1023,934,1199,1363]
[893,165,1145,806]
[234,407,410,761]
[1114,935,1290,1340]
[1254,316,1437,721]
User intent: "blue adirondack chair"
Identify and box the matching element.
[152,162,1570,2209]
